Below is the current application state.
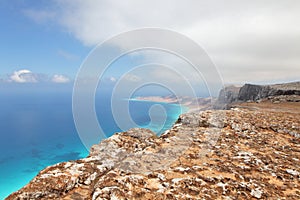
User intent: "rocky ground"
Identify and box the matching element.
[7,102,300,200]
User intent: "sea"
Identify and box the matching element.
[0,85,185,199]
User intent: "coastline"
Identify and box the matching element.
[128,98,189,111]
[127,96,214,114]
[7,101,300,199]
[126,98,179,105]
[127,98,189,135]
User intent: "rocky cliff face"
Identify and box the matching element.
[238,83,300,101]
[237,84,270,101]
[217,81,300,105]
[217,85,240,104]
[7,104,300,199]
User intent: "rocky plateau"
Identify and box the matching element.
[7,102,300,199]
[6,81,300,199]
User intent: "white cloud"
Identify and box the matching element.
[6,70,71,84]
[9,69,38,83]
[109,76,117,82]
[124,74,141,82]
[57,49,79,61]
[23,9,56,24]
[24,0,300,84]
[51,74,70,83]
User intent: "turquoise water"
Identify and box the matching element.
[0,90,185,199]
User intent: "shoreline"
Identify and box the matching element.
[127,96,215,114]
[126,98,179,105]
[127,97,191,115]
[8,101,300,199]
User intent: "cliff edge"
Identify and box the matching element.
[216,81,300,109]
[7,103,300,199]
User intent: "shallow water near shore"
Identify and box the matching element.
[0,90,185,199]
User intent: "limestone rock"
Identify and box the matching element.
[7,105,300,200]
[216,81,300,107]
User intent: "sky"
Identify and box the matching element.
[0,0,299,88]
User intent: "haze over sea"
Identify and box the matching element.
[0,84,185,199]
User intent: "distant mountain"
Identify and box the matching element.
[215,81,300,108]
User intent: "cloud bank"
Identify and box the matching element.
[9,69,38,83]
[7,69,70,84]
[52,74,70,83]
[24,0,300,84]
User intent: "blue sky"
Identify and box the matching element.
[0,1,90,79]
[0,0,299,86]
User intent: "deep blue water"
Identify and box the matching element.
[0,89,184,199]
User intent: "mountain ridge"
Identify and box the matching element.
[216,81,300,108]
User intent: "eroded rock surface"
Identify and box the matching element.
[216,81,300,106]
[7,106,300,200]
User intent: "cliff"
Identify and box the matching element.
[7,103,300,199]
[217,85,240,104]
[216,81,300,106]
[238,82,300,102]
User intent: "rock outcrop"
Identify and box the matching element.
[238,83,300,102]
[7,103,300,199]
[217,86,240,104]
[216,81,300,106]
